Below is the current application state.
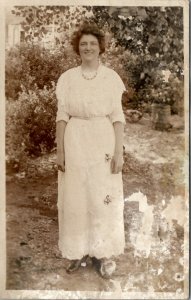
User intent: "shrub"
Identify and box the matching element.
[5,44,81,167]
[168,75,184,115]
[103,44,184,112]
[6,83,57,162]
[5,46,28,100]
[5,44,80,100]
[6,100,26,172]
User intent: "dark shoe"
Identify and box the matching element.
[66,260,81,273]
[91,257,101,273]
[66,255,88,274]
[92,257,116,279]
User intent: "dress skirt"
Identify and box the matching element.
[57,116,125,260]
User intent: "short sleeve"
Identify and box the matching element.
[56,72,70,123]
[109,73,126,125]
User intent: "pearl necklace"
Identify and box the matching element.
[82,70,98,80]
[81,63,100,80]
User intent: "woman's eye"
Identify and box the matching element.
[80,42,98,46]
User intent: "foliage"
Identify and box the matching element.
[5,43,80,100]
[102,43,182,111]
[6,100,26,172]
[167,75,184,114]
[6,84,57,163]
[92,6,184,108]
[5,46,28,100]
[11,6,92,43]
[5,42,78,164]
[92,6,183,75]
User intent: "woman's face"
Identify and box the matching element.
[79,34,100,63]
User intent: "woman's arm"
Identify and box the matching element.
[111,121,124,174]
[56,120,67,172]
[113,121,124,154]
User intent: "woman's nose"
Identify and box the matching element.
[85,43,91,50]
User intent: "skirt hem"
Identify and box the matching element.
[58,246,125,260]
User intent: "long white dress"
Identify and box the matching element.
[56,64,126,260]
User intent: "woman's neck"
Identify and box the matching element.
[81,60,100,72]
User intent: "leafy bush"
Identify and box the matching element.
[5,44,81,166]
[5,47,27,100]
[5,44,80,100]
[6,100,25,172]
[103,43,184,112]
[168,75,184,115]
[6,83,57,164]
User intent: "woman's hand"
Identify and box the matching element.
[111,151,124,174]
[56,151,65,172]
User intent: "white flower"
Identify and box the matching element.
[15,172,26,179]
[136,25,143,32]
[118,15,126,20]
[158,268,163,275]
[81,262,87,267]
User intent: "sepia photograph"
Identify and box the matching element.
[0,0,189,299]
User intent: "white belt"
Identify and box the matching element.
[71,115,109,120]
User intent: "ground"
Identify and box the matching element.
[6,115,187,294]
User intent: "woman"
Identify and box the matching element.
[56,23,126,279]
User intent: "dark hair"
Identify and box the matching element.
[71,22,105,55]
